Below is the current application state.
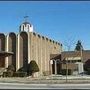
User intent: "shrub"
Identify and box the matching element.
[13,72,27,77]
[28,60,39,77]
[7,65,15,72]
[43,71,50,76]
[3,72,8,77]
[60,69,72,75]
[86,68,90,75]
[4,65,15,77]
[3,71,13,77]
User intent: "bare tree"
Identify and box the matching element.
[63,37,76,51]
[62,37,76,82]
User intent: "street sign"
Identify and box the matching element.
[50,60,53,64]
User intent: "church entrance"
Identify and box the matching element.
[50,59,61,75]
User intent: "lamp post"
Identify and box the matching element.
[61,58,68,83]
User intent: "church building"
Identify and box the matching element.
[0,18,62,77]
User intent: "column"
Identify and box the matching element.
[28,32,30,64]
[50,60,53,75]
[16,34,20,71]
[55,60,57,75]
[40,37,42,75]
[35,35,38,77]
[36,35,38,65]
[5,35,9,68]
[44,38,47,71]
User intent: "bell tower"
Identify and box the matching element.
[19,16,33,32]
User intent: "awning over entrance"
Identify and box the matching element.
[50,54,61,75]
[0,51,13,58]
[50,54,61,60]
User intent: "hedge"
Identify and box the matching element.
[86,68,90,75]
[3,71,13,77]
[13,72,27,77]
[60,69,72,75]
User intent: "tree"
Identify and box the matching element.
[63,37,76,51]
[28,60,39,77]
[75,40,83,51]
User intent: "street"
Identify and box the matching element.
[0,83,90,89]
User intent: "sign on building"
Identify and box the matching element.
[50,60,53,64]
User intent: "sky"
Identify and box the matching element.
[0,1,90,51]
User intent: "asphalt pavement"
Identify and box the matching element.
[0,83,90,89]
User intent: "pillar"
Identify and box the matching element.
[28,32,30,64]
[54,60,57,75]
[5,35,9,68]
[16,34,20,71]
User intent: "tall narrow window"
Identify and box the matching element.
[28,25,29,31]
[23,25,24,31]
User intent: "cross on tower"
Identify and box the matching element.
[24,16,29,22]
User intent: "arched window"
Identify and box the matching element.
[23,25,24,31]
[28,25,29,31]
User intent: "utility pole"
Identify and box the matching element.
[64,38,76,83]
[66,57,68,83]
[80,45,84,75]
[65,46,70,83]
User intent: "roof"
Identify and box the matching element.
[22,22,32,26]
[50,54,61,60]
[62,50,90,57]
[62,50,90,53]
[22,22,30,25]
[50,50,90,61]
[0,51,13,58]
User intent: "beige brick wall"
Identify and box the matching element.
[4,31,61,76]
[29,32,61,76]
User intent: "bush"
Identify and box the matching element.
[87,68,90,75]
[60,69,72,75]
[28,60,39,77]
[13,72,27,77]
[3,71,13,77]
[7,65,15,72]
[3,72,8,77]
[43,71,50,76]
[3,65,15,77]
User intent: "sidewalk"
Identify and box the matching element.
[0,76,90,84]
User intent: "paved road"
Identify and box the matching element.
[0,83,90,89]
